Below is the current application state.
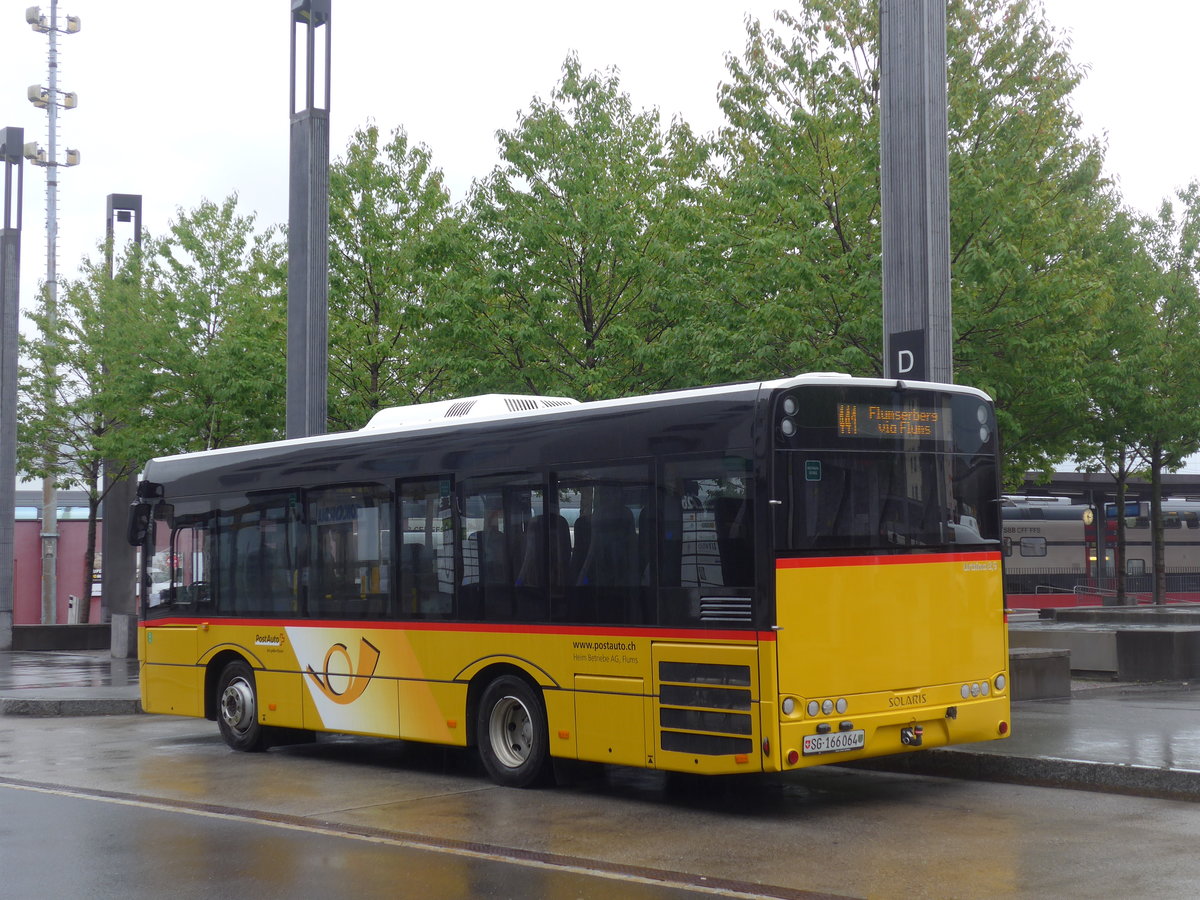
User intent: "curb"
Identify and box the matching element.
[852,748,1200,802]
[0,696,143,717]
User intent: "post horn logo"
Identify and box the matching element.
[306,638,381,704]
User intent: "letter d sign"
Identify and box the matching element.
[887,329,927,381]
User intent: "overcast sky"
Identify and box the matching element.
[4,0,1198,315]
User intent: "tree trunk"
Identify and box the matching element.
[80,496,100,624]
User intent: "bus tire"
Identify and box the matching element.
[216,660,268,752]
[477,675,550,788]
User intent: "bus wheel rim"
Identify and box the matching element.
[489,695,533,769]
[221,677,255,734]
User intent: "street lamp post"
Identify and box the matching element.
[287,0,331,439]
[26,1,82,624]
[0,128,25,650]
[102,194,142,657]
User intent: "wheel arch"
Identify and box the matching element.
[204,650,253,722]
[465,662,543,749]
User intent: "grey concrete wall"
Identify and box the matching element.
[1010,647,1071,701]
[1116,630,1200,681]
[12,624,110,651]
[1009,628,1117,673]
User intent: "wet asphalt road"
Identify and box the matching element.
[3,712,1200,899]
[1,782,738,900]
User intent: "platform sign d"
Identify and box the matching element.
[888,329,927,381]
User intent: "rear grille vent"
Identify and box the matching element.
[699,597,752,623]
[658,661,754,756]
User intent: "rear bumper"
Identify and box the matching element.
[767,693,1011,772]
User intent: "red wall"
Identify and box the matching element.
[13,520,103,624]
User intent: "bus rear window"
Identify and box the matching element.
[775,450,1000,552]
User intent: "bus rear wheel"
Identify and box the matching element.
[477,675,550,787]
[216,660,268,752]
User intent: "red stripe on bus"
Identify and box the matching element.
[137,618,776,643]
[776,551,1001,569]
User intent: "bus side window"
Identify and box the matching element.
[459,477,544,622]
[557,464,652,625]
[399,478,454,619]
[220,497,297,616]
[306,485,392,619]
[662,457,754,590]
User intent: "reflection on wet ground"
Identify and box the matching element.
[0,651,138,690]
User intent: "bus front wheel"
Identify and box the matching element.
[477,675,550,787]
[216,660,268,752]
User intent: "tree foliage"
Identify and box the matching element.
[709,0,1115,479]
[137,196,287,452]
[449,54,711,400]
[327,124,459,430]
[18,257,142,614]
[945,0,1113,477]
[1131,184,1200,600]
[17,198,286,616]
[20,0,1200,520]
[709,0,884,382]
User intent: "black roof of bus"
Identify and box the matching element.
[140,376,992,498]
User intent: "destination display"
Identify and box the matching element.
[836,402,943,440]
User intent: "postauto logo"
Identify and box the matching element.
[305,637,381,705]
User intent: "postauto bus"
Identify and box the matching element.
[130,374,1010,787]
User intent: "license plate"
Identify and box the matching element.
[802,730,866,756]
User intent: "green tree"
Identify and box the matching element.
[137,196,287,453]
[1131,184,1200,603]
[449,55,711,401]
[327,124,460,430]
[713,0,1113,479]
[945,0,1112,479]
[709,0,884,382]
[1074,210,1160,602]
[17,250,150,620]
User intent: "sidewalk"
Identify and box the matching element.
[0,649,141,716]
[859,680,1200,801]
[2,650,1198,801]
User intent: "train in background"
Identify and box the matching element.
[1002,495,1200,608]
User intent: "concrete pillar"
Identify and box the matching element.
[0,128,25,651]
[102,193,142,657]
[286,0,331,439]
[880,0,952,383]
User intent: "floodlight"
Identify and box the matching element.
[26,6,49,32]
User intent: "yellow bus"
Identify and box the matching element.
[130,374,1010,787]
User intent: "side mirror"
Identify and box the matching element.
[127,501,152,546]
